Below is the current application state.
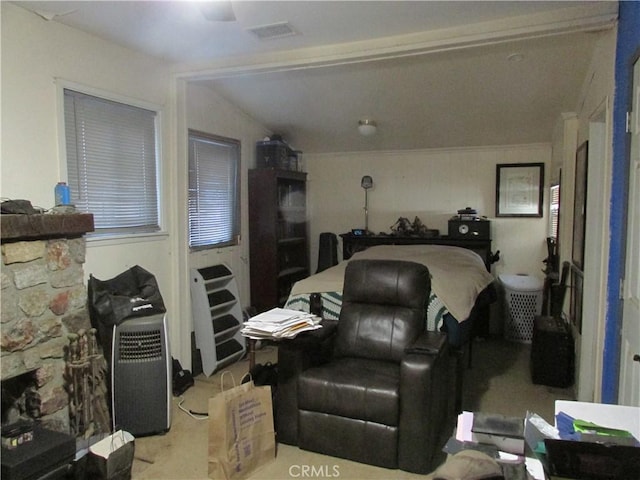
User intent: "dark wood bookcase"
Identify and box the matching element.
[248,168,308,313]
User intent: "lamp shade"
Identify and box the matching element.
[358,119,377,136]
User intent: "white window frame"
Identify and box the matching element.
[188,130,240,250]
[57,80,164,241]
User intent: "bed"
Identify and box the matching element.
[284,244,496,345]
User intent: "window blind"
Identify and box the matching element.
[550,184,560,239]
[188,132,240,249]
[64,89,160,235]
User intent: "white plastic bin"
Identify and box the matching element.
[499,274,544,343]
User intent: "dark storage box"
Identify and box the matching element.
[545,438,640,479]
[542,401,640,480]
[530,315,574,387]
[256,140,300,170]
[1,427,75,480]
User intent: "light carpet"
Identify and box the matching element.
[131,337,574,479]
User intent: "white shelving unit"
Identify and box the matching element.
[190,264,245,376]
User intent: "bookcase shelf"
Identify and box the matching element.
[249,168,309,313]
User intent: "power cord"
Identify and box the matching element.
[176,396,208,420]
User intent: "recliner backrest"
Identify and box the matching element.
[334,260,430,362]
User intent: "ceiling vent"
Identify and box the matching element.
[246,22,298,40]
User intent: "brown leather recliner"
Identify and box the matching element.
[276,259,452,474]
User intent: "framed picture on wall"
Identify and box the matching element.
[572,141,589,270]
[496,163,544,217]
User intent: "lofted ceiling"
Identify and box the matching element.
[13,1,618,153]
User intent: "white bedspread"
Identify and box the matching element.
[289,244,494,322]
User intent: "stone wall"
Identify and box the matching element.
[1,233,92,432]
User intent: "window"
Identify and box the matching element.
[64,89,160,236]
[188,131,240,249]
[549,183,560,239]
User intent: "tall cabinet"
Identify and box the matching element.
[249,168,309,313]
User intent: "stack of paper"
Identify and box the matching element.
[241,308,322,339]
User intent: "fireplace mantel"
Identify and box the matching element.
[1,213,94,241]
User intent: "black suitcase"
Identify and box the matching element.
[530,315,574,388]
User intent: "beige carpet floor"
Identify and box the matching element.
[130,337,574,480]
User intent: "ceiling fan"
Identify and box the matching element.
[199,1,236,22]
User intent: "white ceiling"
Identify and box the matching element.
[14,1,618,153]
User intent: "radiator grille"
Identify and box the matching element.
[117,329,162,362]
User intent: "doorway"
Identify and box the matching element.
[578,102,610,402]
[618,57,640,407]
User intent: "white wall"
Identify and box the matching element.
[4,2,612,378]
[548,28,615,402]
[1,4,183,357]
[305,144,551,282]
[1,4,170,208]
[571,28,617,402]
[1,4,275,367]
[185,83,270,314]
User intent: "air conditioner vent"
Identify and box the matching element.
[117,329,163,362]
[246,22,298,40]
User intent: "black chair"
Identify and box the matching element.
[276,259,452,473]
[316,232,338,273]
[549,261,571,318]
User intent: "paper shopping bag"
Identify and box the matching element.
[87,430,135,480]
[208,375,276,480]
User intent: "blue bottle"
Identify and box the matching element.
[55,182,70,206]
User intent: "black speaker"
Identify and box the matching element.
[448,219,491,239]
[316,232,338,273]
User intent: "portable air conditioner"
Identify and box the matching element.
[111,313,171,436]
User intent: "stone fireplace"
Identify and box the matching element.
[1,213,94,433]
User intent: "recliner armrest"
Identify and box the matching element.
[399,330,450,473]
[404,330,448,355]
